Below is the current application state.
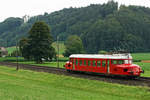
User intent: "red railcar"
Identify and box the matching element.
[64,54,144,77]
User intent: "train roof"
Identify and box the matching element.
[69,54,132,59]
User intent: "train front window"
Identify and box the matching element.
[124,60,128,64]
[124,60,132,64]
[129,60,132,64]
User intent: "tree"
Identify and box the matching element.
[20,21,56,63]
[63,35,85,57]
[19,37,31,60]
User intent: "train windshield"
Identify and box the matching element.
[124,60,132,64]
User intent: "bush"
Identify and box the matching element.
[98,50,108,54]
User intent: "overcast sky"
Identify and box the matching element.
[0,0,150,22]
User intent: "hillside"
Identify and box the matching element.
[1,1,150,53]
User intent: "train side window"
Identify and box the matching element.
[79,60,82,66]
[93,60,96,67]
[112,60,117,64]
[97,61,101,67]
[88,60,91,66]
[102,60,106,67]
[84,60,87,66]
[76,59,78,65]
[118,60,124,64]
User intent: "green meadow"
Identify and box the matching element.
[132,53,150,61]
[0,65,149,100]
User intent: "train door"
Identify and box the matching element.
[107,60,110,74]
[75,58,78,70]
[101,60,107,73]
[72,58,75,70]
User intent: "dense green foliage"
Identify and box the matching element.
[63,35,85,57]
[19,21,56,63]
[0,66,150,100]
[0,17,30,46]
[1,1,150,53]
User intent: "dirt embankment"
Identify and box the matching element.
[142,60,150,63]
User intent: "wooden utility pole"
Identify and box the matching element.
[57,36,59,68]
[16,39,19,71]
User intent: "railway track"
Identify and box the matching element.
[0,62,150,87]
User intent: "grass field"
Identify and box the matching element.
[132,53,150,61]
[131,53,150,77]
[0,66,150,100]
[18,61,66,68]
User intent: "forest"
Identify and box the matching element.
[0,1,150,53]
